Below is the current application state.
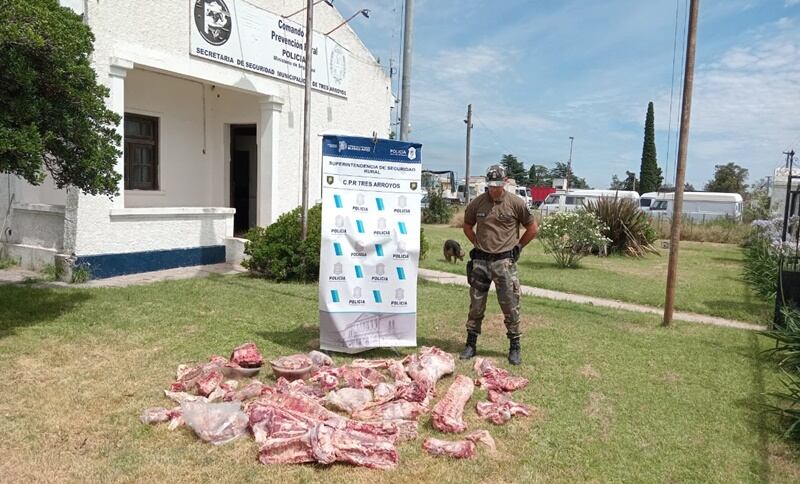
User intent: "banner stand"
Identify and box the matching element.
[318,135,423,354]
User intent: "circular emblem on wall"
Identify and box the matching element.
[330,45,347,84]
[194,0,232,46]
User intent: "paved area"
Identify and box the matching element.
[0,263,246,288]
[419,268,764,331]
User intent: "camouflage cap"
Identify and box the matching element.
[486,165,506,186]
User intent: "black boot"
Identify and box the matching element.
[459,332,478,360]
[508,337,521,365]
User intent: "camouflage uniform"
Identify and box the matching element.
[466,257,521,338]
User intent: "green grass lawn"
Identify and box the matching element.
[423,224,771,324]
[0,275,797,482]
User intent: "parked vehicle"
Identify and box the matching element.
[640,191,658,210]
[540,189,640,214]
[530,186,557,208]
[647,192,743,221]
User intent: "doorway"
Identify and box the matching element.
[230,125,257,235]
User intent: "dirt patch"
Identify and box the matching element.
[660,371,681,383]
[579,364,601,380]
[768,442,800,481]
[584,391,613,441]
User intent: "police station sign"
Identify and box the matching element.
[319,135,423,353]
[190,0,348,98]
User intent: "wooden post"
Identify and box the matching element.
[663,0,700,327]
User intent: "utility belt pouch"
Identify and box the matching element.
[466,260,474,285]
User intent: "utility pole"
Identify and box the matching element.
[399,0,414,140]
[464,104,473,205]
[663,0,700,327]
[300,0,314,239]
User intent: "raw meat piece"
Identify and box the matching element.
[224,381,269,402]
[181,400,249,445]
[312,423,399,470]
[275,377,326,400]
[310,365,386,390]
[351,400,428,421]
[431,375,474,433]
[196,368,224,397]
[230,342,263,368]
[140,407,171,424]
[465,430,496,452]
[272,354,313,370]
[209,355,229,366]
[403,347,455,392]
[325,388,373,413]
[475,390,533,425]
[164,390,208,405]
[373,382,396,403]
[308,350,333,368]
[259,433,316,465]
[473,357,529,392]
[422,438,476,459]
[350,358,393,369]
[388,360,411,383]
[396,380,432,405]
[258,423,399,469]
[170,358,226,395]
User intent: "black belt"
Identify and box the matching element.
[470,248,514,262]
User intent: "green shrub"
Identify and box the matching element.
[243,204,322,282]
[538,211,610,268]
[71,264,90,283]
[422,189,454,224]
[761,308,800,439]
[585,196,658,257]
[420,227,429,261]
[743,238,779,300]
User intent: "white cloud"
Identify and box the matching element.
[786,0,800,7]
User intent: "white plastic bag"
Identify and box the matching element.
[181,400,248,445]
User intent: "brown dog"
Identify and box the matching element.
[443,239,465,263]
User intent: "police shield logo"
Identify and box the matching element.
[376,263,385,276]
[407,147,417,160]
[194,0,232,46]
[410,182,418,191]
[327,175,334,185]
[338,140,348,152]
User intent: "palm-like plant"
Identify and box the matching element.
[585,196,658,257]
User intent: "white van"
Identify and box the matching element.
[647,192,743,221]
[640,192,658,210]
[510,186,533,207]
[540,190,640,215]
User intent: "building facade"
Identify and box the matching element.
[0,0,393,278]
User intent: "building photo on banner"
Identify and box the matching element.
[319,135,423,353]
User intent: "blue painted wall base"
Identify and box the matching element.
[75,245,226,279]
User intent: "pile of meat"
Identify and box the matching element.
[141,344,536,469]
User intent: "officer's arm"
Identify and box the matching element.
[463,223,478,246]
[518,221,539,248]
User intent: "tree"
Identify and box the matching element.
[550,162,589,189]
[529,164,549,186]
[0,0,121,196]
[684,182,695,192]
[704,162,748,194]
[638,102,663,194]
[610,171,637,191]
[500,154,528,185]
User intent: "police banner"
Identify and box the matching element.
[190,0,348,98]
[319,135,423,353]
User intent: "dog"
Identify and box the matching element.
[443,239,465,263]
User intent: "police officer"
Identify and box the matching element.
[460,165,538,365]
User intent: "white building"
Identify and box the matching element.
[0,0,393,278]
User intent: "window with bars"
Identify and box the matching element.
[124,113,159,190]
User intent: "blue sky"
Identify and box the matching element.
[332,0,800,189]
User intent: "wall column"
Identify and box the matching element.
[257,95,283,227]
[108,57,133,209]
